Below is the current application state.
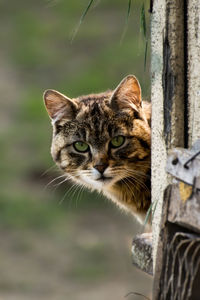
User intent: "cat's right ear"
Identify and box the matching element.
[43,90,78,121]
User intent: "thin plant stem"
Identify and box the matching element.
[120,0,132,44]
[71,0,95,43]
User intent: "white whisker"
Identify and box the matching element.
[53,177,72,188]
[40,164,57,177]
[44,174,67,191]
[59,182,78,205]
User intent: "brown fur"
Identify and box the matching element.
[44,75,151,223]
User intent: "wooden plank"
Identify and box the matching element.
[166,146,200,187]
[152,186,171,299]
[168,181,200,233]
[166,144,200,232]
[153,184,200,300]
[153,144,200,299]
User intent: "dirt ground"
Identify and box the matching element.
[0,202,152,300]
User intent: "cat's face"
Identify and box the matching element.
[44,75,151,193]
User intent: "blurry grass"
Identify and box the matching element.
[0,0,150,230]
[0,3,152,296]
[0,187,107,230]
[0,193,65,230]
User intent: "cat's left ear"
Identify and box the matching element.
[110,75,142,112]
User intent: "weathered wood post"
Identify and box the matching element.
[151,0,200,298]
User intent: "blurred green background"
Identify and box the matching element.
[0,0,152,299]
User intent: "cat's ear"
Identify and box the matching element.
[110,75,142,112]
[43,89,78,121]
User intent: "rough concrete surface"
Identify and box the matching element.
[188,0,200,146]
[151,0,185,272]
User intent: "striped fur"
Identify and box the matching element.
[44,75,151,223]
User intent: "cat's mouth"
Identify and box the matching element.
[96,175,113,183]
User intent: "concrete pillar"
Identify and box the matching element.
[151,0,185,271]
[187,0,200,147]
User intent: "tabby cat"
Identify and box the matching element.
[44,75,151,223]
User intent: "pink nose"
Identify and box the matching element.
[94,164,108,174]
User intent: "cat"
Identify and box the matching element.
[43,75,151,223]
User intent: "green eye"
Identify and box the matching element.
[73,141,89,152]
[110,136,125,148]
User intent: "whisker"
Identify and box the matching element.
[70,184,83,207]
[40,164,57,177]
[79,170,92,175]
[121,178,136,198]
[110,167,150,193]
[124,177,142,194]
[75,185,82,208]
[75,184,85,208]
[51,176,73,199]
[44,174,67,190]
[128,176,149,192]
[53,177,72,188]
[123,171,149,190]
[59,182,78,205]
[111,169,148,182]
[122,169,150,182]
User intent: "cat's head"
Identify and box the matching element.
[44,75,151,192]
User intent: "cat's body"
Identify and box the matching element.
[44,75,151,223]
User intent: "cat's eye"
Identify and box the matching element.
[73,141,89,153]
[110,136,125,148]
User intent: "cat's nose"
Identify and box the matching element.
[94,164,108,174]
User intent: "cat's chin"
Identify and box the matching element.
[79,175,114,191]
